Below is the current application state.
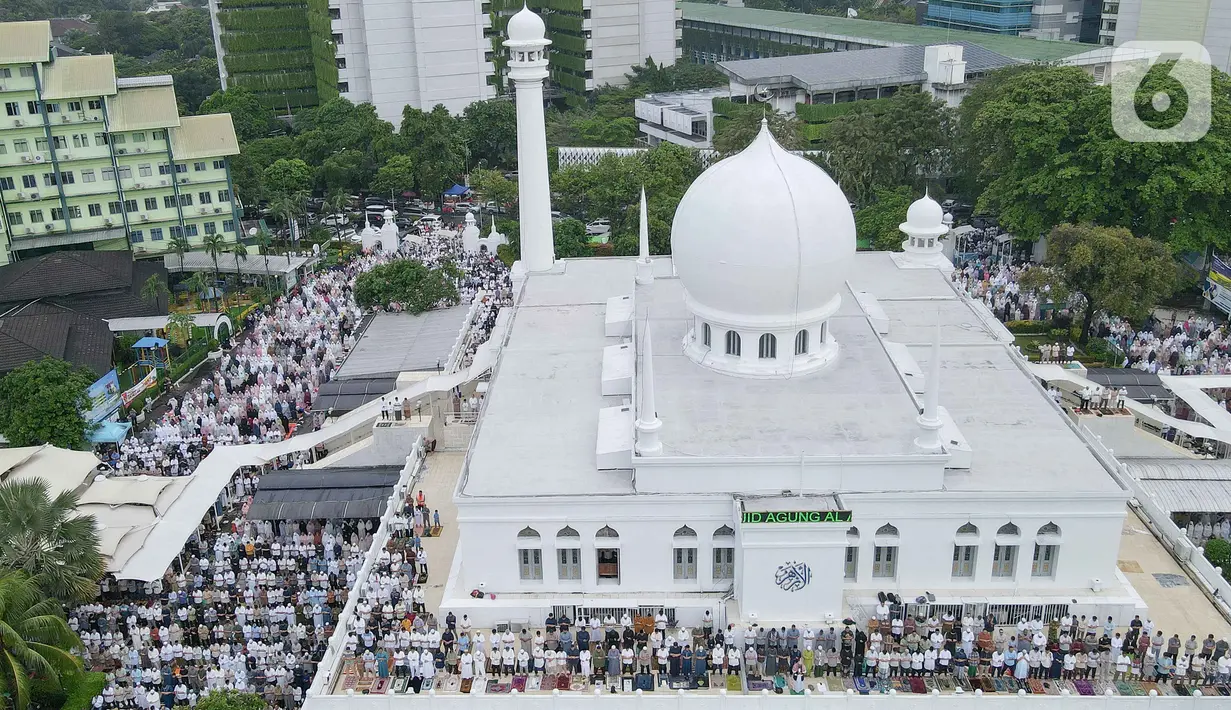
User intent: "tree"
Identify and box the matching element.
[461,99,518,169]
[353,260,460,313]
[1020,224,1176,344]
[0,358,97,450]
[270,193,307,252]
[318,149,369,194]
[166,312,195,347]
[140,273,169,308]
[195,690,267,710]
[854,187,913,252]
[712,109,805,154]
[261,158,313,201]
[198,87,273,142]
[0,570,85,709]
[230,242,249,293]
[320,190,350,247]
[0,481,104,603]
[252,228,274,284]
[202,232,227,308]
[624,57,727,94]
[370,155,417,200]
[184,271,210,311]
[553,218,590,258]
[469,168,518,216]
[168,234,192,285]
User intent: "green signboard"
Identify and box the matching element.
[742,510,853,524]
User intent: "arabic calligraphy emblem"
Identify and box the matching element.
[774,561,811,592]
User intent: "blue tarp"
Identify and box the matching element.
[89,420,132,444]
[443,184,470,196]
[132,336,169,348]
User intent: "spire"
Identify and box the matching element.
[635,186,653,285]
[636,321,663,456]
[914,313,944,453]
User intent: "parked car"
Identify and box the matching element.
[586,219,611,236]
[551,211,565,223]
[320,213,349,227]
[416,215,442,228]
[454,201,473,212]
[940,199,957,211]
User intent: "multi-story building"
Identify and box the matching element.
[1102,0,1231,71]
[0,21,242,265]
[923,0,1034,34]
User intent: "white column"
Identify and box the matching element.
[507,32,555,273]
[636,186,653,285]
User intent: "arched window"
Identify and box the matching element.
[596,526,620,581]
[1038,522,1061,537]
[795,330,809,355]
[875,523,899,538]
[997,522,1020,537]
[596,525,619,540]
[845,527,859,580]
[557,526,580,541]
[713,525,735,539]
[847,526,860,540]
[725,331,741,356]
[702,323,711,347]
[557,527,581,581]
[758,333,777,359]
[673,525,697,539]
[516,527,542,580]
[712,525,734,581]
[957,523,979,536]
[517,527,541,540]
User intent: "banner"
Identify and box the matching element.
[120,369,158,407]
[1205,254,1231,315]
[84,369,122,423]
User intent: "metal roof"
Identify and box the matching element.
[718,42,1017,92]
[311,377,398,414]
[40,54,116,100]
[681,3,1096,62]
[169,114,240,160]
[1085,367,1174,403]
[246,467,402,521]
[0,21,51,64]
[164,251,314,276]
[1123,458,1231,513]
[335,307,471,379]
[106,85,181,132]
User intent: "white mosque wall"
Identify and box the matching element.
[633,457,945,495]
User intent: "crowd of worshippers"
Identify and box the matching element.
[952,258,1052,324]
[1097,314,1231,375]
[73,514,385,709]
[1179,514,1231,546]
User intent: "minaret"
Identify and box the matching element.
[914,316,944,453]
[635,186,653,285]
[899,191,948,263]
[504,5,554,272]
[636,322,663,456]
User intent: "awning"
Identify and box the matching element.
[246,467,401,521]
[1085,368,1173,403]
[311,378,398,415]
[443,184,470,196]
[132,336,168,348]
[89,420,132,444]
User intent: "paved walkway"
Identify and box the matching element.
[1117,507,1231,639]
[416,450,465,613]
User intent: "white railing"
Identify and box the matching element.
[446,291,488,374]
[308,436,426,698]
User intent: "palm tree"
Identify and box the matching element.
[271,191,307,259]
[0,479,103,604]
[166,311,195,347]
[230,242,249,300]
[184,271,210,312]
[168,234,192,277]
[140,274,169,309]
[0,570,84,710]
[323,189,349,248]
[251,228,274,291]
[202,232,227,309]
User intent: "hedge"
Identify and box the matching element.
[230,70,318,91]
[221,29,311,52]
[220,0,307,8]
[552,32,587,54]
[253,87,318,110]
[1003,320,1049,334]
[222,49,313,73]
[218,7,309,30]
[795,97,891,123]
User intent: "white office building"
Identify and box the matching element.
[1101,0,1231,71]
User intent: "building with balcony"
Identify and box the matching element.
[0,21,242,265]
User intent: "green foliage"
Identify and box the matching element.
[222,29,311,52]
[0,358,97,450]
[0,480,105,604]
[1020,224,1177,344]
[854,187,912,252]
[354,260,460,313]
[711,105,804,154]
[261,158,314,200]
[963,63,1231,252]
[400,104,466,198]
[553,218,590,258]
[470,168,518,215]
[462,99,518,169]
[370,155,417,198]
[0,571,85,710]
[1003,320,1049,334]
[196,690,268,710]
[1205,538,1231,570]
[63,673,109,710]
[199,87,277,141]
[794,98,892,123]
[319,149,370,193]
[744,0,914,21]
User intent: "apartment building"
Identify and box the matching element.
[1100,0,1231,71]
[0,21,242,266]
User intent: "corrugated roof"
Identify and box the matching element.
[718,42,1017,91]
[0,21,52,64]
[168,114,239,160]
[1123,458,1231,513]
[40,54,116,100]
[106,85,181,132]
[681,3,1095,63]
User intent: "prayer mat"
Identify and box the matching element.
[635,674,654,691]
[956,676,973,692]
[541,673,557,690]
[1028,679,1046,694]
[355,678,373,693]
[340,674,358,692]
[924,677,940,692]
[570,678,588,692]
[853,677,871,695]
[748,679,774,692]
[459,679,473,694]
[421,678,435,693]
[392,678,408,694]
[442,676,461,692]
[511,676,527,692]
[976,677,996,692]
[1095,682,1118,696]
[1218,685,1231,696]
[937,676,955,691]
[371,679,390,694]
[841,678,856,692]
[1174,685,1190,696]
[825,677,845,693]
[555,674,571,690]
[1141,681,1162,695]
[775,675,787,690]
[488,682,512,694]
[469,680,485,695]
[1073,680,1094,696]
[526,676,541,692]
[891,678,910,692]
[695,674,710,688]
[908,677,927,694]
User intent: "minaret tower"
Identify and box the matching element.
[504,5,554,272]
[636,322,663,456]
[914,316,944,453]
[635,186,653,285]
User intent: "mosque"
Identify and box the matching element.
[440,5,1141,631]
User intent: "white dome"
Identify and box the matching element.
[382,208,395,220]
[506,6,546,43]
[671,121,855,329]
[906,195,944,230]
